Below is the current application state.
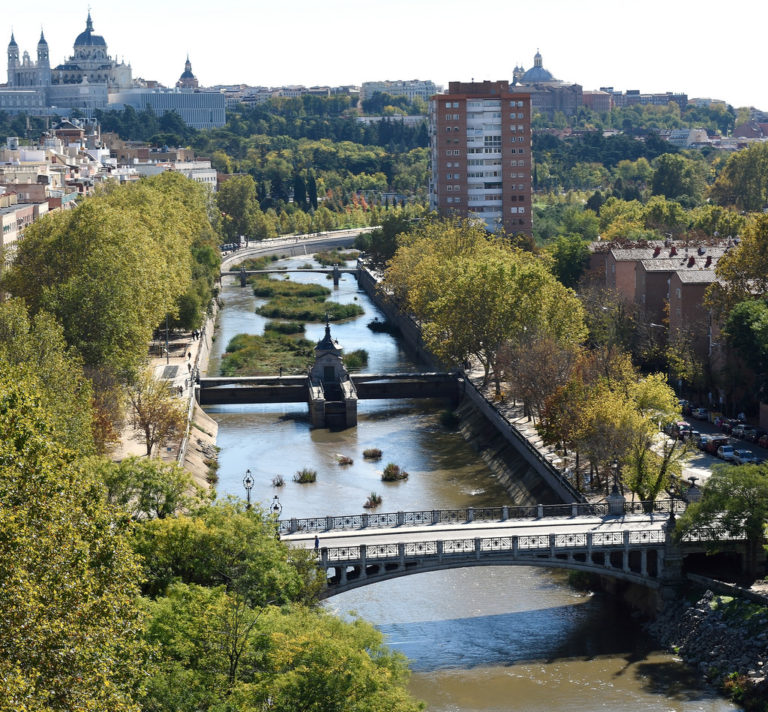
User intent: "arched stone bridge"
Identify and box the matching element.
[279,501,745,600]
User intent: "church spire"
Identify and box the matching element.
[86,10,94,32]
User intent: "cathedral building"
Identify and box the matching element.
[1,12,132,113]
[510,50,582,118]
[176,56,198,90]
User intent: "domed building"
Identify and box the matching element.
[511,50,582,118]
[176,56,199,90]
[2,12,132,113]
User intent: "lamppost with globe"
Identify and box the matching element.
[243,469,254,509]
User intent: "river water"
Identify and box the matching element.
[206,257,736,712]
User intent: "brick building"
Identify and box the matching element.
[429,80,532,236]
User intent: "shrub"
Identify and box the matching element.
[336,455,353,466]
[363,448,382,460]
[293,468,317,483]
[366,319,400,335]
[343,349,368,370]
[381,463,408,482]
[364,492,383,509]
[272,475,285,487]
[264,320,305,335]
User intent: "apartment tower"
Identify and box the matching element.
[429,80,532,235]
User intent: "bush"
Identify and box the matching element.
[272,475,285,487]
[363,448,382,460]
[257,298,363,322]
[336,455,353,466]
[363,492,383,509]
[366,319,400,335]
[264,320,305,335]
[293,468,317,483]
[252,280,330,299]
[381,463,408,482]
[343,349,368,370]
[314,249,359,267]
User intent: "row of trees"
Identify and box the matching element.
[0,356,423,710]
[0,172,220,450]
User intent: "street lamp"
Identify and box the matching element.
[270,495,282,518]
[611,457,620,495]
[685,476,702,504]
[243,469,254,509]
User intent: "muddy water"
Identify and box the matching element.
[206,260,735,711]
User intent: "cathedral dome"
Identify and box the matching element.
[74,13,106,48]
[8,33,17,48]
[520,50,556,83]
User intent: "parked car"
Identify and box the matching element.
[691,407,709,420]
[745,428,766,444]
[732,424,756,440]
[706,437,730,455]
[697,434,711,451]
[758,433,768,449]
[733,449,760,465]
[720,419,739,434]
[717,445,736,461]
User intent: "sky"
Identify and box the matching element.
[4,0,768,110]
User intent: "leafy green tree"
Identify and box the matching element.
[383,219,586,392]
[86,455,208,520]
[723,299,768,397]
[675,463,768,577]
[0,298,95,454]
[548,233,591,288]
[143,584,424,712]
[710,142,768,211]
[0,368,147,710]
[128,368,187,457]
[651,153,707,206]
[216,174,262,241]
[131,501,322,604]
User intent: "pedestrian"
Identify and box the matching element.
[187,351,192,360]
[279,365,283,377]
[187,362,192,373]
[314,535,319,552]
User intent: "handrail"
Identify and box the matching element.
[277,499,687,535]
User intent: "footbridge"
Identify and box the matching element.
[279,501,746,599]
[197,372,461,406]
[230,263,359,286]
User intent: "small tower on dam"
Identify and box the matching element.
[308,320,358,428]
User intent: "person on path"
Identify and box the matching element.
[314,535,320,552]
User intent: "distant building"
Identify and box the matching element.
[176,56,198,90]
[361,79,440,104]
[0,13,132,113]
[606,88,688,112]
[510,51,582,118]
[108,89,226,129]
[429,80,532,236]
[582,90,611,113]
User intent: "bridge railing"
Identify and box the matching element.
[319,527,743,567]
[278,499,687,535]
[320,529,672,565]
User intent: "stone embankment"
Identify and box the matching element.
[647,587,768,705]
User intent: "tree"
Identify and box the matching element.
[0,368,147,710]
[651,153,706,206]
[382,219,586,393]
[128,368,186,457]
[548,233,591,288]
[143,584,424,712]
[87,455,208,520]
[710,142,768,211]
[723,298,768,398]
[675,463,768,577]
[131,501,321,604]
[216,174,261,241]
[0,299,95,454]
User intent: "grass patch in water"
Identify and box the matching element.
[343,349,368,370]
[220,331,314,376]
[314,249,359,266]
[257,297,363,322]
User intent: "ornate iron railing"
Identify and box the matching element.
[277,499,687,535]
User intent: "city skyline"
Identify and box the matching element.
[4,0,767,112]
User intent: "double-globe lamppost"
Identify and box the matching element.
[243,469,282,518]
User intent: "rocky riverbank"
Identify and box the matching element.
[647,589,768,709]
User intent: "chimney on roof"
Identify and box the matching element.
[705,255,712,267]
[698,246,706,255]
[670,246,677,256]
[688,256,695,267]
[653,246,660,257]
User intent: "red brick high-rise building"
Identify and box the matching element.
[429,80,532,236]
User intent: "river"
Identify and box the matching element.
[205,255,736,712]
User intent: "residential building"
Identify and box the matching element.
[429,80,532,236]
[361,80,440,104]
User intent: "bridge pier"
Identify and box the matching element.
[332,264,340,286]
[239,267,247,287]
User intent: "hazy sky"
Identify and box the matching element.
[4,0,767,110]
